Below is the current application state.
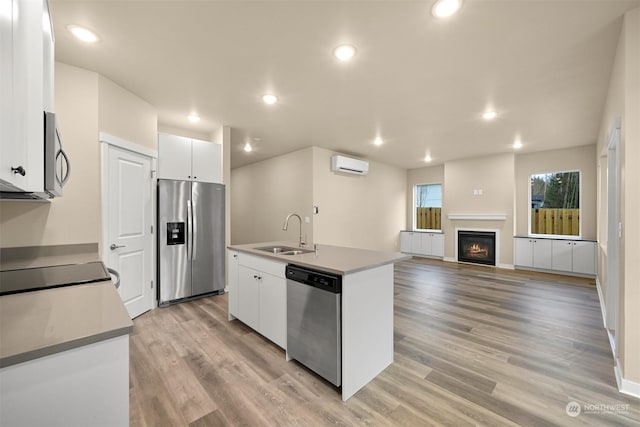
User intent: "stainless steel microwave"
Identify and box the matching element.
[43,111,70,198]
[0,111,70,200]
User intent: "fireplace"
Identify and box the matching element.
[457,230,496,266]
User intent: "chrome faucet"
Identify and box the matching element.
[282,213,306,247]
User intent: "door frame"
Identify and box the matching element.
[100,132,158,310]
[606,117,621,355]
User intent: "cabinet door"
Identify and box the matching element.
[192,139,222,183]
[0,0,14,188]
[237,266,260,331]
[410,233,422,254]
[419,233,431,255]
[158,134,192,180]
[551,240,573,272]
[532,239,552,270]
[514,238,533,267]
[228,251,239,318]
[42,0,54,112]
[1,0,44,192]
[430,234,444,257]
[259,272,286,349]
[572,241,596,275]
[399,232,411,253]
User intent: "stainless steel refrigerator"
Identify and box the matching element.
[157,179,225,306]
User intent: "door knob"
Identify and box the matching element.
[11,166,26,176]
[110,244,126,250]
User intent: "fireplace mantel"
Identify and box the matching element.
[448,214,507,221]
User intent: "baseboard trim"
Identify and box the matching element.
[497,263,515,270]
[443,257,513,270]
[615,362,640,399]
[595,277,607,329]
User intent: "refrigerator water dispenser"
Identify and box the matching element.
[166,222,185,245]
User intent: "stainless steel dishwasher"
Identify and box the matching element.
[286,264,342,387]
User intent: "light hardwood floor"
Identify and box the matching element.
[130,258,640,426]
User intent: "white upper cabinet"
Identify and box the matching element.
[158,134,192,180]
[191,138,222,183]
[158,133,222,183]
[0,0,52,192]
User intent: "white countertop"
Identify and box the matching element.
[0,281,133,368]
[228,241,410,275]
[0,244,133,369]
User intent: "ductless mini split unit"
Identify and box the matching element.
[330,155,369,176]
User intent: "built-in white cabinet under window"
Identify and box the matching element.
[514,237,596,276]
[550,240,596,275]
[514,238,552,270]
[400,231,444,258]
[158,133,222,183]
[232,252,286,349]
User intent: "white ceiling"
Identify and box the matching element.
[51,0,640,169]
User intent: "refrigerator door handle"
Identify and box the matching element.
[187,200,193,260]
[192,197,198,260]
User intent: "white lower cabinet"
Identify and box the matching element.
[0,335,129,427]
[514,238,552,269]
[399,231,444,258]
[232,252,286,349]
[551,240,573,272]
[571,241,596,275]
[430,233,444,257]
[258,272,286,348]
[551,240,596,275]
[515,237,596,276]
[228,250,239,319]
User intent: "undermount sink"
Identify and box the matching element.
[255,246,314,255]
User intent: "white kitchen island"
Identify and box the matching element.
[227,241,409,401]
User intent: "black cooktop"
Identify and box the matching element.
[0,262,111,296]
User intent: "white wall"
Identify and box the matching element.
[596,7,640,386]
[0,63,100,247]
[230,148,314,245]
[515,145,597,239]
[229,146,406,252]
[312,147,406,252]
[443,154,516,265]
[406,165,445,229]
[0,63,158,250]
[98,76,157,150]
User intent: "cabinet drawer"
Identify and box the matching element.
[238,253,286,278]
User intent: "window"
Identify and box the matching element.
[415,183,442,231]
[530,171,580,237]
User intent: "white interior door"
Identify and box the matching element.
[105,144,153,319]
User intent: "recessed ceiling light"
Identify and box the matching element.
[243,142,253,153]
[513,140,523,149]
[432,0,463,19]
[187,114,200,123]
[67,25,99,43]
[374,136,383,146]
[262,94,278,105]
[334,44,357,62]
[424,155,432,162]
[482,111,497,120]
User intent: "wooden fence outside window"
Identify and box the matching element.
[531,208,580,236]
[416,207,441,230]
